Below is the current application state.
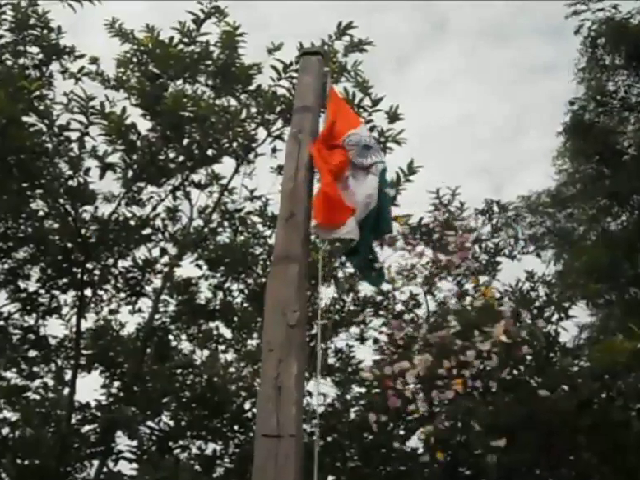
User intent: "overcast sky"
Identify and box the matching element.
[51,0,579,211]
[51,0,581,293]
[46,1,584,401]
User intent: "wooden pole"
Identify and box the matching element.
[251,48,325,480]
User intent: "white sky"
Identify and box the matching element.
[46,1,585,401]
[51,0,579,210]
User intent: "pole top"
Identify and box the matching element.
[300,47,325,58]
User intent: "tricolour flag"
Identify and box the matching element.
[310,87,393,287]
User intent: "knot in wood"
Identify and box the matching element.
[285,307,300,327]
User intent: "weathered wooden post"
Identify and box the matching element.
[251,48,325,480]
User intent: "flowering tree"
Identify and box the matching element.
[353,188,634,480]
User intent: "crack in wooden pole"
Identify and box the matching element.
[251,48,326,480]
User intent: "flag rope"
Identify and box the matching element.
[313,244,323,480]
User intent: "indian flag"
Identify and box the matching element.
[310,87,393,287]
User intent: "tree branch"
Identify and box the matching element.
[92,160,244,480]
[53,260,87,480]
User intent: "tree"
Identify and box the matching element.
[509,0,640,476]
[522,0,640,342]
[362,189,640,480]
[8,2,638,480]
[0,1,411,479]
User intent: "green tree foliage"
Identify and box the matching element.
[0,1,410,479]
[506,0,640,477]
[4,2,639,480]
[522,0,640,341]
